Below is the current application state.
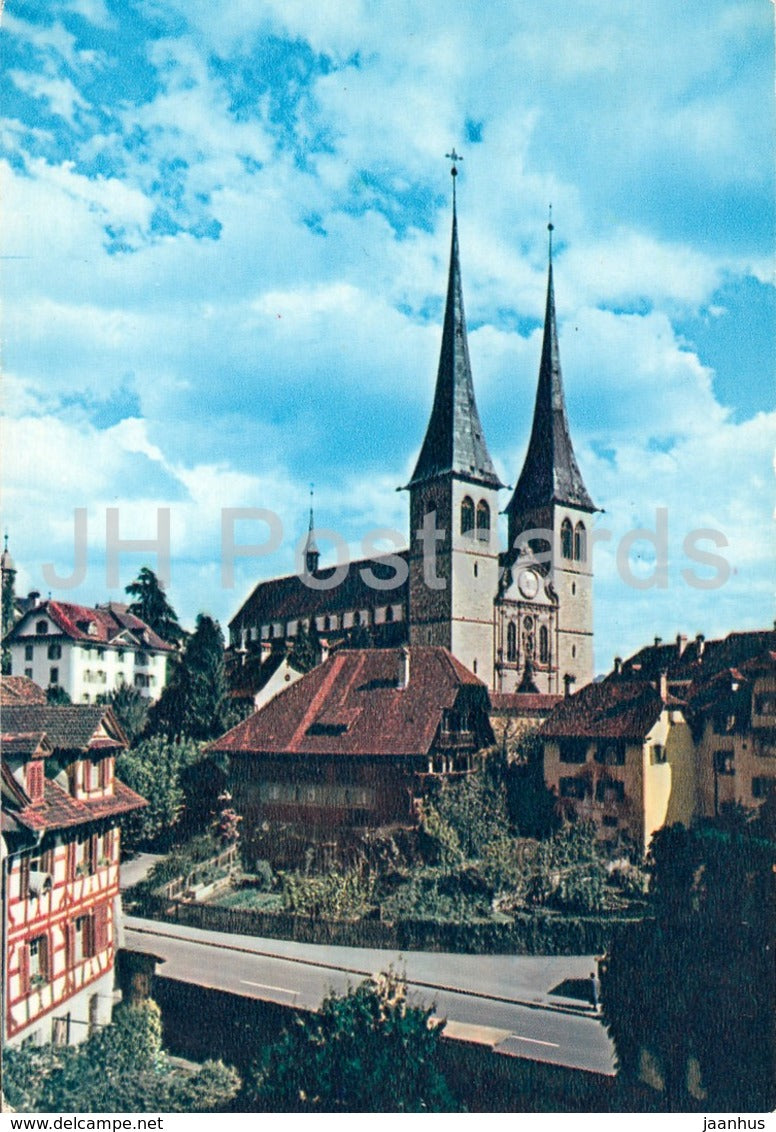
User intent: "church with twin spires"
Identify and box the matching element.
[229,161,597,697]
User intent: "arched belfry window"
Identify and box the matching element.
[539,624,549,665]
[506,621,517,663]
[476,500,490,541]
[461,496,475,537]
[574,521,586,562]
[561,518,573,560]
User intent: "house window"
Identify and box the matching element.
[49,667,59,685]
[353,610,361,627]
[29,935,50,985]
[47,643,62,660]
[651,744,667,765]
[595,779,625,803]
[560,519,573,560]
[539,625,549,665]
[385,605,394,623]
[559,777,588,799]
[25,668,33,680]
[25,644,34,661]
[73,915,94,962]
[476,500,490,540]
[574,521,586,562]
[752,777,775,799]
[714,750,735,776]
[136,651,149,666]
[36,620,48,635]
[559,740,588,764]
[595,741,626,766]
[755,693,776,715]
[473,658,478,675]
[117,649,125,661]
[506,622,517,663]
[461,496,475,536]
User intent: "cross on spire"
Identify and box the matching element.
[548,203,554,261]
[445,148,463,207]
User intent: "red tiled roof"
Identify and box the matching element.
[209,646,489,758]
[1,704,128,752]
[541,678,671,740]
[1,731,52,758]
[12,778,147,833]
[1,676,47,705]
[229,552,409,631]
[9,600,174,651]
[490,693,563,713]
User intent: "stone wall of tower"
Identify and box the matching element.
[408,477,499,686]
[551,503,594,690]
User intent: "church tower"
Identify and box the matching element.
[405,154,503,687]
[499,221,597,693]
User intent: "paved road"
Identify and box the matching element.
[124,916,615,1076]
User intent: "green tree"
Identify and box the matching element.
[148,614,234,741]
[602,819,776,1110]
[97,684,149,745]
[249,971,460,1112]
[116,736,202,851]
[3,1001,240,1113]
[289,619,319,673]
[426,764,509,860]
[46,684,72,704]
[125,566,185,644]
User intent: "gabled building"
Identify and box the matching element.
[2,699,145,1046]
[541,675,693,854]
[7,599,174,703]
[228,168,596,699]
[208,646,493,864]
[687,650,776,817]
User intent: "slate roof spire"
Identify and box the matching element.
[303,484,320,575]
[405,153,502,490]
[506,216,595,519]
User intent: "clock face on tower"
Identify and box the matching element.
[518,569,540,600]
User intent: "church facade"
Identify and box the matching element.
[230,171,596,696]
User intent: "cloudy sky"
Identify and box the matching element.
[2,0,774,671]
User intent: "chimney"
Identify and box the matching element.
[563,673,576,698]
[398,646,410,690]
[658,671,668,701]
[676,633,688,657]
[695,633,705,657]
[613,657,622,675]
[28,590,41,604]
[654,636,662,648]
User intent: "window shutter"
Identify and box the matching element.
[18,945,30,995]
[90,833,99,872]
[19,855,31,899]
[66,840,76,882]
[86,915,95,959]
[39,935,50,981]
[93,904,109,952]
[66,922,76,968]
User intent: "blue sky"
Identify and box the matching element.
[2,0,774,671]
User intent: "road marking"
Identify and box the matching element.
[240,979,298,996]
[510,1035,559,1048]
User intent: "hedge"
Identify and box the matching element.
[128,892,640,955]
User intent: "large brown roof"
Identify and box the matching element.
[490,692,563,714]
[9,600,174,652]
[1,676,47,705]
[620,629,776,683]
[209,646,489,758]
[541,678,671,741]
[229,553,409,633]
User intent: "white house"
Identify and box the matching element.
[7,600,174,703]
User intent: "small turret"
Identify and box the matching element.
[303,485,320,575]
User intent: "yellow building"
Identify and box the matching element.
[541,675,694,855]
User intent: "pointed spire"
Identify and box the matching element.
[406,154,502,490]
[506,217,595,528]
[303,484,320,574]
